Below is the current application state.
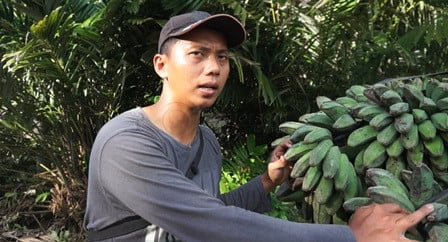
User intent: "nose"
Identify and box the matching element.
[205,56,221,76]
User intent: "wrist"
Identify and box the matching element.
[260,172,276,193]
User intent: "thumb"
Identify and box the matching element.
[270,155,288,168]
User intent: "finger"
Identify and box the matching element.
[399,204,434,229]
[274,140,292,154]
[379,203,409,214]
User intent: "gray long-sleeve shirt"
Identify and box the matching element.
[84,107,356,241]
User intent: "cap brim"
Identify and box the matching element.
[168,14,246,49]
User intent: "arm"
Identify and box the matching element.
[99,132,355,242]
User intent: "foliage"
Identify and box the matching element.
[219,134,267,193]
[1,0,448,238]
[1,0,129,232]
[219,134,298,220]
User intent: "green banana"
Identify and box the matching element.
[271,135,290,147]
[357,105,387,122]
[343,161,359,200]
[376,123,398,146]
[367,185,415,212]
[291,177,305,191]
[432,179,444,195]
[430,150,448,171]
[322,192,345,216]
[371,83,390,98]
[315,177,334,204]
[349,102,372,116]
[309,139,333,166]
[400,170,413,189]
[322,146,341,179]
[332,114,358,132]
[363,87,382,105]
[369,112,393,130]
[312,194,332,224]
[389,102,410,117]
[303,128,332,144]
[354,149,366,174]
[402,84,425,109]
[394,112,414,134]
[347,125,378,147]
[290,125,320,143]
[425,78,440,98]
[406,142,424,169]
[290,151,312,178]
[439,131,448,144]
[365,168,409,198]
[436,96,448,111]
[431,112,448,132]
[355,176,366,198]
[430,82,448,102]
[316,96,332,109]
[386,138,404,158]
[419,97,438,115]
[426,203,448,222]
[320,101,349,121]
[284,141,318,162]
[302,165,323,192]
[409,163,434,207]
[385,156,406,178]
[336,96,358,108]
[417,119,437,140]
[400,124,419,150]
[279,121,306,135]
[424,135,445,158]
[343,197,373,213]
[346,85,366,98]
[379,89,403,107]
[334,154,350,191]
[428,222,448,242]
[299,112,334,129]
[412,108,428,124]
[363,140,387,169]
[434,172,448,186]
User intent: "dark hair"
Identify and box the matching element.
[159,38,179,55]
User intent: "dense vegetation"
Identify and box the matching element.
[1,0,448,240]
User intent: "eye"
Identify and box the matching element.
[189,51,203,56]
[218,54,229,61]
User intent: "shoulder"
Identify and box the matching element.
[94,108,164,152]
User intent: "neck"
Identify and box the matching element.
[143,99,201,145]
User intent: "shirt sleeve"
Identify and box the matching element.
[99,132,356,242]
[218,175,272,213]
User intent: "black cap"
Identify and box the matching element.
[158,11,246,53]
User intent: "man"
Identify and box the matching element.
[84,11,433,241]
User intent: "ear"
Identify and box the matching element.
[153,54,168,80]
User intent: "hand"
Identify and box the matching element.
[261,139,292,192]
[349,203,434,242]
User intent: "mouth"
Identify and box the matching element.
[198,83,219,96]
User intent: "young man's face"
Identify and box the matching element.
[161,27,230,109]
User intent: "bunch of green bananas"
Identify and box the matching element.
[274,77,448,241]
